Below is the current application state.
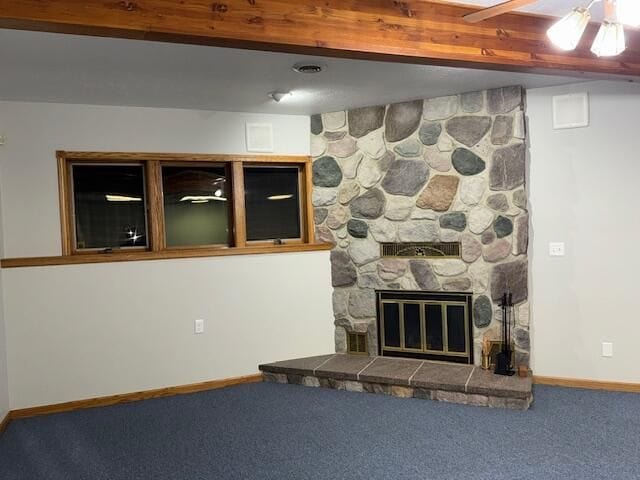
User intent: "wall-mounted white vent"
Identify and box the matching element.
[552,92,589,130]
[245,123,274,152]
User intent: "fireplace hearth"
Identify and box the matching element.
[376,290,474,364]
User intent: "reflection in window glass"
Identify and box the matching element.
[162,166,230,247]
[72,164,147,250]
[243,166,301,241]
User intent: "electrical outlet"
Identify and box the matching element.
[602,342,613,358]
[549,242,565,256]
[194,319,205,334]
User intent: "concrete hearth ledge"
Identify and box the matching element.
[259,354,533,410]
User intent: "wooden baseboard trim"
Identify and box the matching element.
[0,412,10,434]
[9,373,263,420]
[534,375,640,393]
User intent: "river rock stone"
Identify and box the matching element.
[419,122,442,146]
[313,156,343,187]
[468,206,494,234]
[381,159,429,196]
[315,226,335,244]
[461,233,482,263]
[314,208,328,225]
[323,111,346,131]
[348,236,380,266]
[350,188,386,219]
[452,148,486,176]
[312,188,337,207]
[394,138,422,157]
[357,156,382,188]
[311,135,327,157]
[348,106,385,138]
[398,221,439,242]
[424,95,458,121]
[338,181,360,205]
[437,134,455,153]
[385,196,415,221]
[378,151,395,172]
[432,259,467,277]
[490,143,525,190]
[487,86,523,114]
[513,189,527,209]
[416,175,459,212]
[342,152,363,179]
[460,176,486,206]
[443,277,472,292]
[348,289,376,318]
[347,219,368,238]
[514,214,528,255]
[332,288,350,318]
[494,215,513,238]
[461,91,484,113]
[514,327,530,350]
[445,116,491,147]
[369,219,398,242]
[490,259,528,304]
[326,205,350,230]
[491,115,513,145]
[410,260,440,290]
[357,130,386,159]
[481,230,496,245]
[425,150,451,172]
[311,114,323,135]
[327,136,357,158]
[331,250,357,287]
[377,259,408,281]
[358,273,386,289]
[483,238,511,263]
[439,212,467,231]
[324,131,346,141]
[487,193,509,212]
[473,295,493,328]
[385,100,423,142]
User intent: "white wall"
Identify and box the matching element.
[528,81,640,383]
[0,102,333,409]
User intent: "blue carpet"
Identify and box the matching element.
[0,382,639,479]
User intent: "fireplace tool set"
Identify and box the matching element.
[494,292,515,376]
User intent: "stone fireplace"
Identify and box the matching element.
[311,86,530,368]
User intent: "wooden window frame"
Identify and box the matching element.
[0,150,331,268]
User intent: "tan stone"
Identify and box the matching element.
[391,386,415,398]
[416,175,460,212]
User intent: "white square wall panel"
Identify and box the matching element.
[552,92,589,130]
[245,123,274,152]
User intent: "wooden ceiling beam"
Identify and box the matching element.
[463,0,540,24]
[0,0,639,79]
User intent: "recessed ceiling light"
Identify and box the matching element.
[292,62,324,74]
[268,91,291,102]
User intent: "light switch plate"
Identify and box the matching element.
[549,242,565,256]
[602,342,613,358]
[194,319,205,334]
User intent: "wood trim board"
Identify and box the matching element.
[533,376,640,394]
[0,412,10,435]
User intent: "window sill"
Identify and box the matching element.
[0,243,333,268]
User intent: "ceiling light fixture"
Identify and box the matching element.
[268,91,291,103]
[105,194,142,202]
[547,7,591,51]
[591,20,626,56]
[180,195,227,202]
[267,194,294,200]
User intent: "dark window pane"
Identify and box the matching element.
[244,166,301,241]
[383,303,400,348]
[72,164,147,250]
[425,304,444,351]
[403,303,422,350]
[162,166,230,247]
[447,305,467,353]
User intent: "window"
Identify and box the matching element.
[58,152,316,260]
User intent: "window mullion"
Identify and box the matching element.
[303,161,315,244]
[146,160,166,252]
[231,161,247,248]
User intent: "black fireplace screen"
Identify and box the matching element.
[376,290,474,364]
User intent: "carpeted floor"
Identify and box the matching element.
[0,383,639,480]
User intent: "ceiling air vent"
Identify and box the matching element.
[381,242,461,259]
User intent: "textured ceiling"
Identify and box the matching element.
[459,0,606,21]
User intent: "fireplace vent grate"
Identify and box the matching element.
[381,242,460,259]
[347,332,368,355]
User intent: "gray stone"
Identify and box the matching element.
[437,134,455,153]
[487,86,523,114]
[445,116,492,147]
[424,95,458,120]
[419,122,442,146]
[326,205,349,230]
[384,196,414,221]
[323,111,346,131]
[338,239,350,249]
[394,138,422,157]
[411,209,437,220]
[490,143,525,190]
[439,212,467,232]
[473,295,493,328]
[468,206,494,234]
[490,259,528,304]
[491,115,513,145]
[338,181,360,205]
[416,175,459,212]
[514,327,530,350]
[483,238,511,263]
[461,91,484,113]
[461,233,482,263]
[459,177,486,206]
[327,136,357,158]
[324,131,346,141]
[311,135,327,157]
[311,114,323,135]
[432,260,467,277]
[315,226,335,244]
[377,259,408,281]
[348,289,377,318]
[398,221,439,242]
[350,188,386,219]
[443,277,472,292]
[357,130,386,159]
[381,160,429,196]
[314,208,328,225]
[513,111,526,139]
[410,260,441,290]
[358,273,386,289]
[514,214,529,255]
[424,150,451,172]
[513,189,527,209]
[335,327,347,353]
[312,188,337,207]
[313,156,343,187]
[494,215,513,238]
[452,148,486,176]
[385,100,423,142]
[348,236,380,266]
[342,152,363,179]
[347,219,368,238]
[487,193,509,212]
[369,219,398,242]
[481,230,496,245]
[330,250,357,287]
[357,156,382,188]
[348,106,385,138]
[378,151,395,172]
